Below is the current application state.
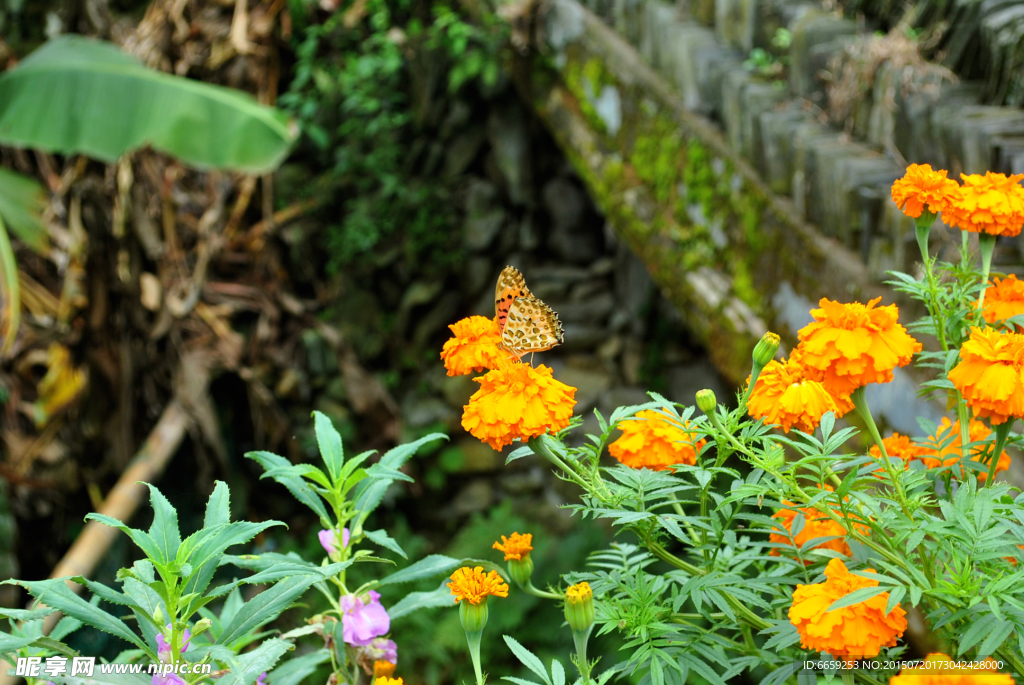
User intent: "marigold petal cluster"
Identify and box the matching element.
[982,274,1024,325]
[441,316,504,376]
[789,558,907,660]
[608,409,706,470]
[770,489,869,559]
[565,582,593,602]
[948,327,1024,424]
[920,417,1011,483]
[448,566,510,605]
[943,171,1024,237]
[375,678,404,685]
[891,164,960,219]
[493,532,533,561]
[889,653,1014,685]
[797,298,921,397]
[461,363,576,450]
[868,433,926,475]
[747,357,849,433]
[374,661,397,678]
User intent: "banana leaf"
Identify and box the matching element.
[0,35,298,174]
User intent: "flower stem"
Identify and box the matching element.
[465,629,485,685]
[977,233,996,310]
[986,419,1014,486]
[571,626,594,685]
[522,581,563,600]
[915,213,934,263]
[528,435,589,490]
[851,387,913,518]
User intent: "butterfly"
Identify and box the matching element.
[494,266,564,358]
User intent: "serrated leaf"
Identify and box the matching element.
[246,451,329,522]
[218,638,293,685]
[387,585,455,620]
[217,575,321,646]
[376,555,460,587]
[144,484,181,566]
[313,411,345,483]
[503,635,552,685]
[266,648,330,685]
[363,529,407,559]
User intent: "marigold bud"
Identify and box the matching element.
[564,582,594,633]
[752,332,780,368]
[695,389,717,414]
[459,599,489,633]
[507,555,534,586]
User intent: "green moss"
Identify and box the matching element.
[563,57,616,136]
[631,126,682,205]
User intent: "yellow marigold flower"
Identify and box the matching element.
[981,274,1024,325]
[461,363,576,450]
[375,678,403,685]
[448,566,510,605]
[948,327,1024,424]
[789,558,907,661]
[565,582,593,602]
[746,356,849,433]
[374,661,397,678]
[608,409,705,470]
[920,417,1011,483]
[493,532,533,561]
[944,171,1024,237]
[441,316,504,376]
[891,163,960,219]
[797,298,921,396]
[889,653,1014,685]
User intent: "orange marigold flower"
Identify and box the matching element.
[797,298,921,396]
[493,532,533,561]
[461,363,576,450]
[770,503,861,558]
[441,316,504,376]
[448,566,509,605]
[889,653,1014,685]
[948,327,1024,424]
[375,678,404,685]
[944,171,1024,237]
[920,417,1011,483]
[608,409,706,470]
[789,558,907,661]
[981,274,1024,325]
[891,164,960,220]
[374,661,397,679]
[868,433,927,472]
[747,356,850,433]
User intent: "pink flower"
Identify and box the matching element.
[360,637,398,664]
[152,675,186,685]
[156,625,191,662]
[257,673,268,685]
[341,590,390,646]
[319,528,350,557]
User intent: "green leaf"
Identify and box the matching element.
[0,630,38,654]
[145,484,182,565]
[825,587,889,612]
[313,411,345,482]
[204,481,232,529]
[0,168,46,250]
[181,520,285,598]
[387,585,454,620]
[0,214,19,354]
[375,555,460,587]
[551,659,565,685]
[4,579,154,658]
[216,575,322,646]
[266,648,330,685]
[503,635,552,685]
[352,434,446,522]
[85,513,165,567]
[47,673,151,685]
[217,638,293,685]
[364,529,407,559]
[246,451,330,523]
[0,36,297,173]
[31,636,78,658]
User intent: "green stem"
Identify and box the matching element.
[851,387,913,518]
[986,419,1014,486]
[571,626,593,685]
[529,435,590,490]
[915,213,934,264]
[977,233,997,311]
[466,629,485,685]
[956,391,972,463]
[668,493,702,545]
[522,580,563,600]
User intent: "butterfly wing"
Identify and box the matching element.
[495,266,532,333]
[501,296,564,357]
